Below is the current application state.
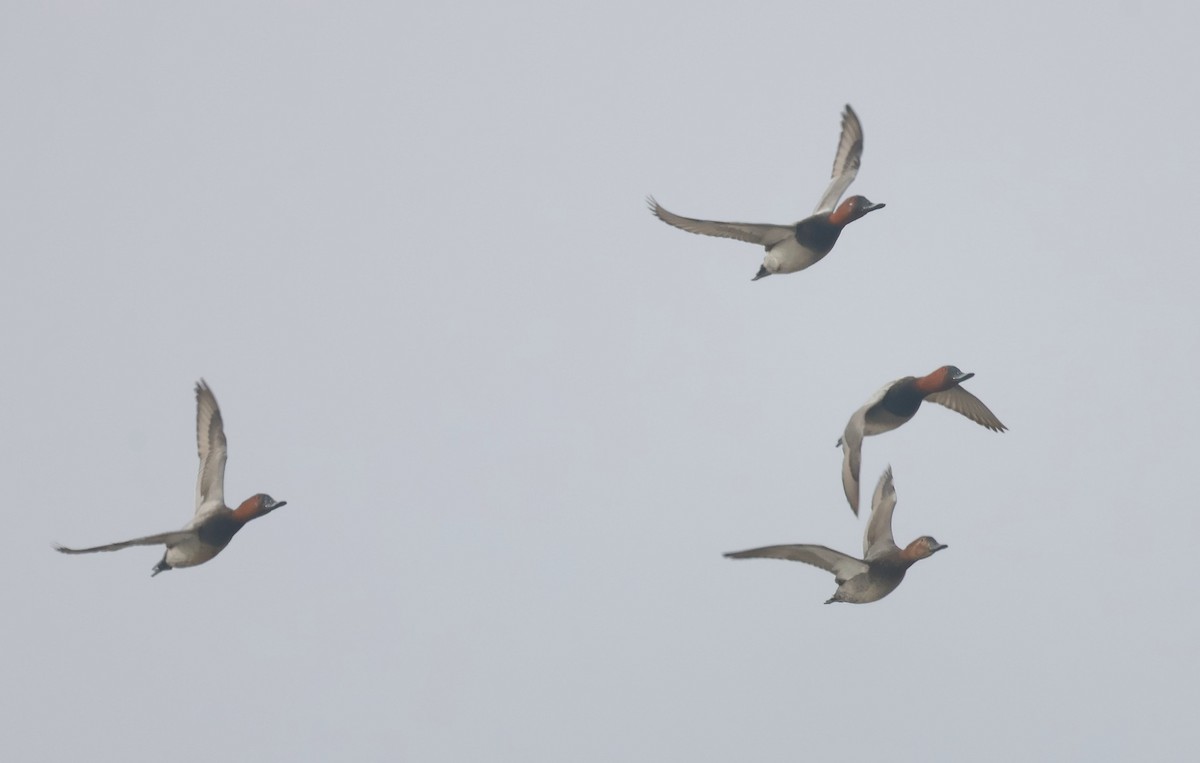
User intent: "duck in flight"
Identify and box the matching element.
[839,366,1005,515]
[725,467,946,604]
[648,104,884,280]
[54,380,286,576]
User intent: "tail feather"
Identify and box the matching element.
[151,556,172,577]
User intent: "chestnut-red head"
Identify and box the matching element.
[828,195,885,226]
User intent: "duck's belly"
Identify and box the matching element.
[836,571,904,604]
[763,239,825,274]
[165,536,223,568]
[862,408,914,437]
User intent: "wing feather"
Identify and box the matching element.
[840,415,865,517]
[194,380,228,515]
[54,531,192,555]
[725,544,869,584]
[647,197,794,248]
[813,105,864,214]
[863,467,900,560]
[925,386,1007,432]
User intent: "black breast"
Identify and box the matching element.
[880,379,925,418]
[793,218,842,253]
[196,514,243,548]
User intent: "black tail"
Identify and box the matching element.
[151,556,172,577]
[752,265,771,281]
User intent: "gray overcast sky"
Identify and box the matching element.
[3,2,1199,761]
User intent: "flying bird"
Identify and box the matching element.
[839,366,1005,515]
[55,380,286,576]
[648,104,884,280]
[725,467,946,604]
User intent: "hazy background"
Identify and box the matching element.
[3,2,1198,760]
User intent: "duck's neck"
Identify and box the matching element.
[913,367,954,396]
[895,543,925,567]
[230,496,266,524]
[827,201,855,227]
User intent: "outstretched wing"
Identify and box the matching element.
[864,467,900,560]
[194,380,228,516]
[813,105,864,215]
[54,531,192,555]
[725,544,868,584]
[838,377,903,515]
[925,386,1007,432]
[840,417,865,517]
[647,197,794,248]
